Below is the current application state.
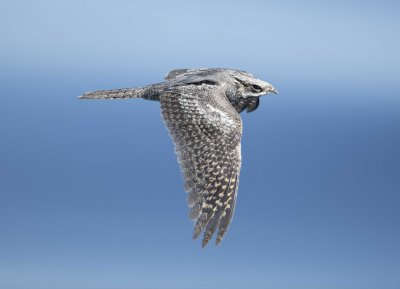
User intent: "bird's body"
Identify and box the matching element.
[80,68,277,247]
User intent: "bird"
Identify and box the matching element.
[79,68,277,247]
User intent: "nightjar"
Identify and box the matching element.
[79,68,277,247]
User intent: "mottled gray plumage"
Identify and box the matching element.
[79,68,277,247]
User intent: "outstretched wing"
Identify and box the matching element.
[164,69,191,80]
[160,86,242,247]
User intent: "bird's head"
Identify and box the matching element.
[227,70,278,113]
[230,71,278,97]
[167,68,277,113]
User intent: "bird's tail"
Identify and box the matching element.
[79,83,163,101]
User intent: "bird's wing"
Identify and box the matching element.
[233,97,260,113]
[160,86,242,247]
[164,69,191,80]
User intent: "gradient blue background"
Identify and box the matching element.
[1,1,399,288]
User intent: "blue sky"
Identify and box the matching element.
[1,1,399,289]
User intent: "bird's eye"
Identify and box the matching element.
[251,84,262,92]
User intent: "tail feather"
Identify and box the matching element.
[79,83,163,101]
[79,87,146,100]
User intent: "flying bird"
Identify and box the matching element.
[79,68,277,247]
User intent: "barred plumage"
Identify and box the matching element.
[160,87,242,246]
[79,68,277,247]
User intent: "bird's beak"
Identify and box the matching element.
[270,87,279,94]
[265,83,278,94]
